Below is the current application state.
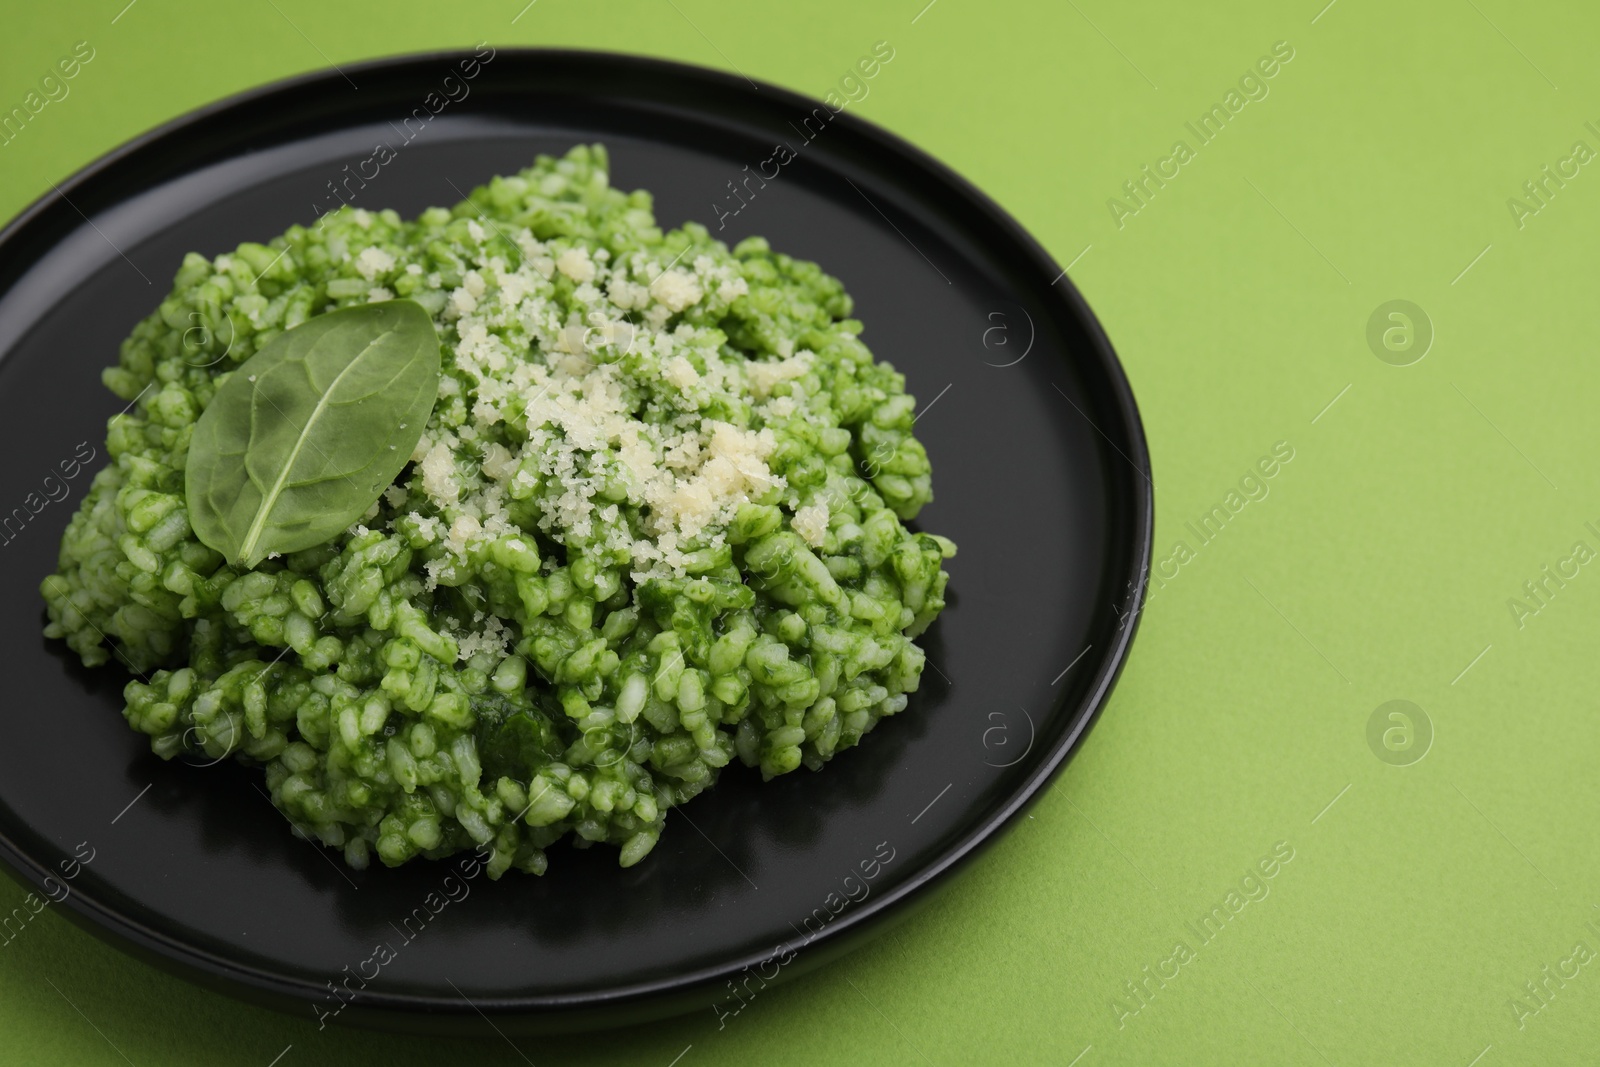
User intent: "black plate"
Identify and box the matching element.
[0,49,1150,1034]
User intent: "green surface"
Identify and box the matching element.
[0,0,1593,1063]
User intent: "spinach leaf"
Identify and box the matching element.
[185,300,441,568]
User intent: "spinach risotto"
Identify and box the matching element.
[42,145,954,877]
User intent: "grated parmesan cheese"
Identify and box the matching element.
[454,615,511,662]
[662,356,699,391]
[354,246,395,280]
[556,247,596,283]
[792,502,830,547]
[420,440,460,505]
[746,351,813,398]
[649,269,702,312]
[446,513,482,554]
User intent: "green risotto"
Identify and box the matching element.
[42,144,954,877]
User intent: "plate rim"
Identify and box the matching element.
[0,45,1154,1025]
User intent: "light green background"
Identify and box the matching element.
[2,0,1595,1063]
